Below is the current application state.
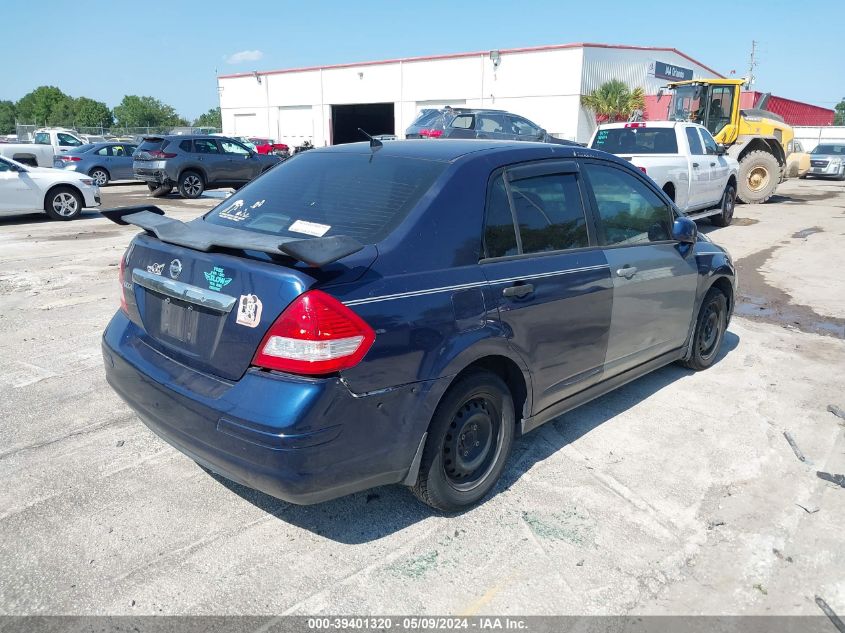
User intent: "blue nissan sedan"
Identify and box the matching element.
[102,139,735,511]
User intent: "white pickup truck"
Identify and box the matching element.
[0,142,56,168]
[590,121,739,226]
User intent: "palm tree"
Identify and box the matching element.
[581,80,646,123]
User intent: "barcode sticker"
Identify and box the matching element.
[289,220,330,237]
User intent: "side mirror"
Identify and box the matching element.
[672,217,698,244]
[716,144,728,156]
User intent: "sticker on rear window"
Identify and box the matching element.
[288,219,330,237]
[218,199,250,223]
[236,294,263,328]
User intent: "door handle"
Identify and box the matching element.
[710,162,716,167]
[692,162,700,168]
[616,266,638,279]
[502,283,534,298]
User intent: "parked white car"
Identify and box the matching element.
[0,156,100,220]
[0,142,56,167]
[590,121,739,226]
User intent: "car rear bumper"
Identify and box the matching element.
[102,311,445,504]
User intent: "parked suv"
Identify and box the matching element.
[103,140,735,511]
[133,135,281,198]
[407,107,578,145]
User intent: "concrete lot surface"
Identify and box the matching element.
[0,180,843,616]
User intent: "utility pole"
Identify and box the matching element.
[745,40,758,90]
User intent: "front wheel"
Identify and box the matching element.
[710,183,736,227]
[412,371,515,512]
[737,150,780,204]
[837,167,845,181]
[44,186,83,221]
[682,288,728,371]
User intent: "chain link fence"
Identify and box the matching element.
[13,123,221,142]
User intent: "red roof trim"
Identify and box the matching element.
[218,42,724,80]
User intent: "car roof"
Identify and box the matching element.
[597,121,687,129]
[311,139,616,164]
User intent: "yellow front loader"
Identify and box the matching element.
[664,78,794,203]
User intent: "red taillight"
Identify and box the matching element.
[118,251,128,313]
[58,155,81,162]
[252,290,375,375]
[148,150,177,159]
[419,129,443,138]
[638,166,648,174]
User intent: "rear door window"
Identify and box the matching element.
[584,163,673,245]
[193,139,221,154]
[95,146,110,156]
[204,152,446,244]
[179,140,192,152]
[509,173,589,253]
[685,127,705,155]
[220,139,251,154]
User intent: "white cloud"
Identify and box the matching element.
[225,50,264,65]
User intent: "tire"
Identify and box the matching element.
[147,182,172,198]
[710,183,736,227]
[44,186,83,221]
[737,150,780,204]
[412,370,515,512]
[89,168,109,187]
[682,288,728,371]
[799,174,808,180]
[178,171,204,199]
[837,167,845,181]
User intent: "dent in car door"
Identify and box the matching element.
[582,161,697,377]
[480,162,613,414]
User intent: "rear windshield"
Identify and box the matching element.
[812,144,845,155]
[204,151,447,244]
[409,109,442,127]
[137,138,168,152]
[592,127,679,154]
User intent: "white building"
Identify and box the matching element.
[217,42,723,146]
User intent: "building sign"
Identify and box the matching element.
[649,61,694,81]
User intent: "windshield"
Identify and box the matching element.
[204,151,446,244]
[812,144,845,155]
[668,86,703,123]
[592,127,678,154]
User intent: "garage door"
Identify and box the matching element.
[233,113,258,136]
[278,106,314,147]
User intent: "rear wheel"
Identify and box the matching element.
[682,288,728,371]
[710,183,736,227]
[737,150,780,204]
[178,171,204,199]
[89,168,109,186]
[44,186,83,221]
[147,182,172,197]
[412,370,514,512]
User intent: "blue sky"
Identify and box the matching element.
[3,0,841,120]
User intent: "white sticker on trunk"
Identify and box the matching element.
[288,219,330,237]
[236,294,263,328]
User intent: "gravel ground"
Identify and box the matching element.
[0,179,843,616]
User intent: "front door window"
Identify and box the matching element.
[704,86,734,136]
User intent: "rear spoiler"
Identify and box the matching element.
[100,205,364,267]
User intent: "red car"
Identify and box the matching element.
[249,137,289,156]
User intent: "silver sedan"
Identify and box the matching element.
[54,141,139,186]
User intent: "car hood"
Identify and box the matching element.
[809,154,842,161]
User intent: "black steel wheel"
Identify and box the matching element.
[711,184,736,227]
[682,288,728,371]
[412,370,514,512]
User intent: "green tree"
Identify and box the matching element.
[581,80,646,123]
[113,95,186,129]
[193,107,221,129]
[73,97,114,128]
[15,86,74,126]
[0,100,15,135]
[835,98,845,126]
